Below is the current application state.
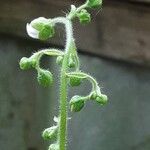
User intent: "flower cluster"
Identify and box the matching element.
[19,0,107,150]
[67,72,108,112]
[19,49,64,88]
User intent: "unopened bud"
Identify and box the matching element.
[70,95,85,112]
[96,94,108,105]
[69,76,83,87]
[37,69,53,87]
[19,57,36,70]
[42,126,57,140]
[77,9,91,25]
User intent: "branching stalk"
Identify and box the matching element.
[19,1,107,150]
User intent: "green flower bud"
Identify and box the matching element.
[69,76,83,87]
[42,126,57,140]
[39,24,55,40]
[37,69,53,87]
[87,0,102,8]
[77,9,91,25]
[19,57,36,70]
[19,57,31,70]
[96,94,108,105]
[49,143,59,150]
[56,56,63,65]
[70,95,85,112]
[68,54,76,68]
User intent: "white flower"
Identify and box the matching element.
[26,17,48,39]
[26,23,39,39]
[26,17,55,40]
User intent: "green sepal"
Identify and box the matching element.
[42,126,58,140]
[77,9,91,25]
[39,24,55,40]
[70,95,85,112]
[69,76,82,87]
[67,72,87,86]
[87,0,102,8]
[31,17,47,31]
[37,69,53,87]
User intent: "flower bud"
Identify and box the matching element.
[96,94,108,105]
[27,17,55,40]
[68,54,76,68]
[42,126,57,140]
[87,0,102,8]
[19,57,31,70]
[49,143,59,150]
[37,69,53,87]
[77,9,91,25]
[19,57,36,70]
[69,76,83,87]
[70,95,85,112]
[56,56,63,65]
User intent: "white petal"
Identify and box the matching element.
[53,116,59,123]
[26,23,39,39]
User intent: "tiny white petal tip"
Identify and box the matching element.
[53,116,59,123]
[26,23,39,39]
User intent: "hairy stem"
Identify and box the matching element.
[52,2,88,149]
[59,56,68,150]
[52,17,74,150]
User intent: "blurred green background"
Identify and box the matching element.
[0,0,150,150]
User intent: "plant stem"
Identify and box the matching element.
[59,55,68,150]
[52,17,74,150]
